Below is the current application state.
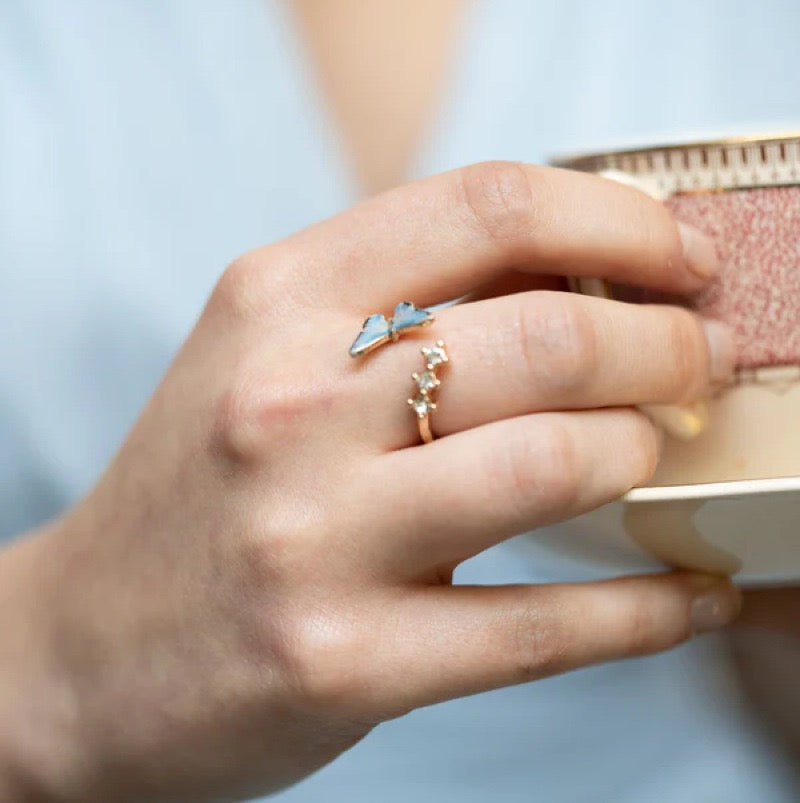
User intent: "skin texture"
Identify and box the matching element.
[0,163,745,802]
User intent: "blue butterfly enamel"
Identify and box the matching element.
[349,301,434,357]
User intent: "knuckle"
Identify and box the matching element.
[210,369,337,466]
[662,308,706,400]
[627,410,662,487]
[236,512,317,589]
[209,245,298,322]
[526,295,598,397]
[209,375,266,466]
[620,593,671,655]
[457,161,541,247]
[510,598,569,682]
[535,421,583,512]
[234,530,371,712]
[496,419,582,519]
[211,251,267,320]
[624,188,677,267]
[274,611,365,711]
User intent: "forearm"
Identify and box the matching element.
[0,523,87,802]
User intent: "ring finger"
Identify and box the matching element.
[348,290,735,449]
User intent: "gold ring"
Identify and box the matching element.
[408,340,449,443]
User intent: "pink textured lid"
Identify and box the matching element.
[669,187,800,369]
[556,134,800,370]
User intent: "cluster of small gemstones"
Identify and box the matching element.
[408,340,448,420]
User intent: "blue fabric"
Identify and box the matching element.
[2,1,800,800]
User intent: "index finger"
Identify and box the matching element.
[277,161,718,311]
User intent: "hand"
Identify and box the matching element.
[0,162,742,802]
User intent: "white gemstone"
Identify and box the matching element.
[423,344,448,367]
[410,395,434,417]
[415,370,439,392]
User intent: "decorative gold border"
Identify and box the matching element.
[552,131,800,169]
[551,132,800,194]
[671,183,800,195]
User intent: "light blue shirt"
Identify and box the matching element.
[2,2,800,800]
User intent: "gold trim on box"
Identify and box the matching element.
[552,132,800,194]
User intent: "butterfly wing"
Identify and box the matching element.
[349,314,391,356]
[391,301,433,334]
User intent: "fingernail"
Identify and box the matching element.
[690,581,742,634]
[702,319,737,384]
[678,222,719,280]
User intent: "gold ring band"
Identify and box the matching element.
[408,340,449,443]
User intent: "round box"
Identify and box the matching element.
[551,132,800,584]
